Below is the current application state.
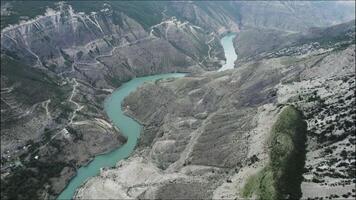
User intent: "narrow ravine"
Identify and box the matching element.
[57,33,237,200]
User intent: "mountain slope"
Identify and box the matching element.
[0,2,232,199]
[1,1,355,199]
[75,20,355,200]
[234,20,355,62]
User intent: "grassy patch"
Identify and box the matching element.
[242,172,260,198]
[242,105,307,199]
[242,167,276,200]
[280,56,301,66]
[1,54,70,106]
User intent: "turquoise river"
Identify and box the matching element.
[57,33,236,199]
[57,74,185,199]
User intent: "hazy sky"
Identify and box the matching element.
[336,0,356,6]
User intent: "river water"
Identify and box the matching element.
[57,33,237,199]
[218,33,237,71]
[57,74,185,199]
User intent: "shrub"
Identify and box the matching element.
[242,106,307,199]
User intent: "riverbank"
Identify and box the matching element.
[57,73,185,199]
[58,32,237,199]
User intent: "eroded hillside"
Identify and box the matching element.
[75,21,355,199]
[1,1,355,199]
[0,2,232,199]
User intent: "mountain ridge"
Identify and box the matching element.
[76,20,355,200]
[1,1,355,199]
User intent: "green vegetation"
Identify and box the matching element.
[243,172,261,198]
[280,56,302,66]
[242,167,277,200]
[1,54,70,106]
[0,54,74,199]
[1,160,69,199]
[2,1,167,31]
[1,1,57,29]
[2,135,71,199]
[269,106,307,199]
[242,106,307,200]
[297,20,355,49]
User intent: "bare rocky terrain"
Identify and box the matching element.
[76,21,355,199]
[1,1,355,199]
[0,2,231,199]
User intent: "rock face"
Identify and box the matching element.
[1,1,355,199]
[76,21,355,199]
